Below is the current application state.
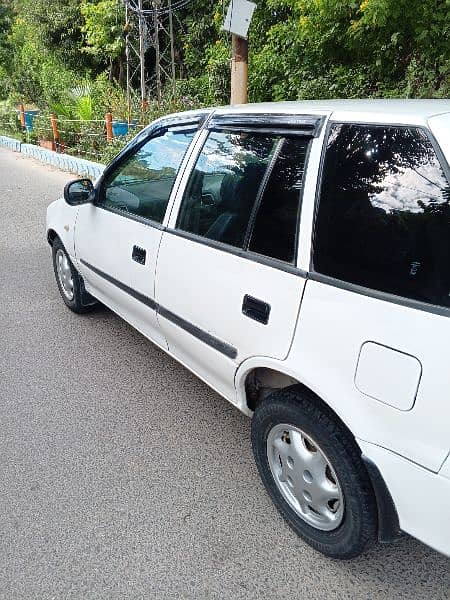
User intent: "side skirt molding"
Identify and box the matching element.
[79,259,237,360]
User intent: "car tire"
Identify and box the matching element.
[251,385,378,559]
[52,237,97,314]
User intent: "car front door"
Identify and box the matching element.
[74,120,199,348]
[155,114,321,401]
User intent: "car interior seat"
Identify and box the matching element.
[205,165,266,246]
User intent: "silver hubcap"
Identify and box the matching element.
[56,249,74,301]
[267,424,344,531]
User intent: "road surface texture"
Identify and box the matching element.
[0,146,449,599]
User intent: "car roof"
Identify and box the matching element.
[214,99,450,127]
[148,101,450,165]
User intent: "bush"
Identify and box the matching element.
[0,100,24,140]
[90,73,134,120]
[205,41,231,104]
[32,110,55,143]
[98,131,135,165]
[174,76,213,106]
[402,56,450,99]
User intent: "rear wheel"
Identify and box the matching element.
[52,237,97,313]
[251,385,378,559]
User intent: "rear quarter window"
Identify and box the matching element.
[313,123,450,309]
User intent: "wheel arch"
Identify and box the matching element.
[50,234,97,310]
[235,358,354,431]
[46,197,78,258]
[236,357,400,543]
[47,228,58,246]
[238,362,355,444]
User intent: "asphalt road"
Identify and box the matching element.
[0,146,449,599]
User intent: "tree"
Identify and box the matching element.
[80,0,126,83]
[0,0,448,107]
[13,0,88,70]
[0,1,13,98]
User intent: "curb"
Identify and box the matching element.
[0,135,21,153]
[0,135,105,179]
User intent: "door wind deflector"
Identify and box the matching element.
[207,114,324,137]
[163,112,210,132]
[137,113,210,143]
[168,125,200,134]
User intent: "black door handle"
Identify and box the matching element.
[242,294,271,325]
[132,245,146,265]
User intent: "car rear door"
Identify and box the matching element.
[155,113,322,401]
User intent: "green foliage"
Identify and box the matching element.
[98,130,137,165]
[174,76,213,105]
[76,95,94,121]
[80,0,126,82]
[248,0,450,100]
[31,110,56,143]
[90,73,132,119]
[179,0,449,102]
[81,0,125,61]
[0,0,447,166]
[50,82,95,121]
[205,40,231,104]
[0,3,13,99]
[13,0,88,71]
[0,100,23,139]
[5,11,79,106]
[181,0,221,73]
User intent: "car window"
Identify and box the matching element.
[176,130,279,249]
[101,128,195,223]
[248,137,310,263]
[314,123,450,308]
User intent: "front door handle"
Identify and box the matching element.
[242,294,271,325]
[132,245,146,265]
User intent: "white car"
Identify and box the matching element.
[47,100,450,559]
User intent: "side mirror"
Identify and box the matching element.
[64,179,94,206]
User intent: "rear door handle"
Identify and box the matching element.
[242,294,271,325]
[132,245,146,265]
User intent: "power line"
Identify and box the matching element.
[124,0,193,16]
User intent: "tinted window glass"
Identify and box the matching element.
[315,124,450,307]
[102,129,195,223]
[176,131,278,248]
[249,137,309,263]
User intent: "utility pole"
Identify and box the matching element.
[153,0,162,103]
[230,35,248,105]
[223,0,256,105]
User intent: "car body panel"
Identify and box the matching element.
[156,230,307,401]
[428,112,450,167]
[287,280,450,472]
[46,198,78,258]
[359,439,450,557]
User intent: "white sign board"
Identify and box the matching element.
[222,0,256,39]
